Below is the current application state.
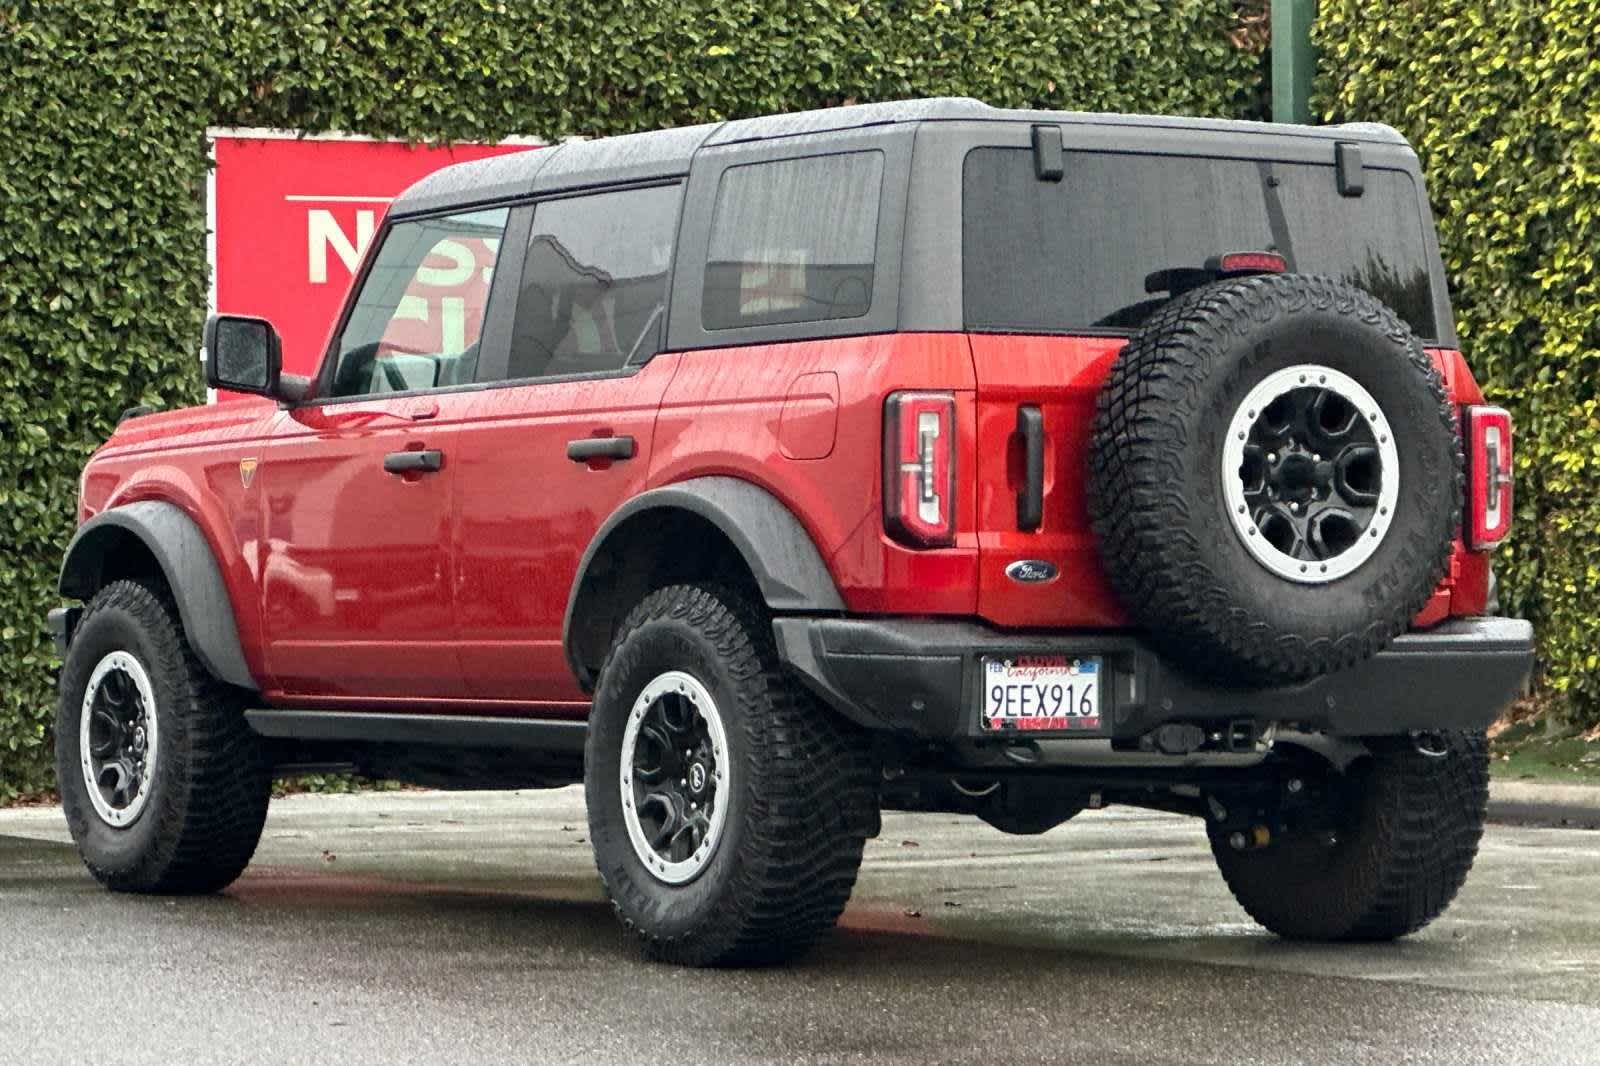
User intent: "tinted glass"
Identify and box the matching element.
[703,152,883,331]
[506,183,682,381]
[963,149,1437,338]
[329,208,509,397]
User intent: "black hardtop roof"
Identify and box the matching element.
[390,97,1411,217]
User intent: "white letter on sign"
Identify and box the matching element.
[415,239,476,287]
[307,209,377,284]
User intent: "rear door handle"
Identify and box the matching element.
[383,449,444,474]
[567,436,636,463]
[1016,405,1044,531]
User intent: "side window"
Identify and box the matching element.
[327,208,509,398]
[506,183,682,381]
[702,151,884,331]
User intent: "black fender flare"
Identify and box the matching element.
[59,500,257,690]
[563,477,845,687]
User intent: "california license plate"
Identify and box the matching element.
[980,655,1102,733]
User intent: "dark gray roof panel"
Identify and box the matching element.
[390,98,1411,215]
[390,122,723,216]
[705,97,996,145]
[389,146,557,216]
[529,122,720,193]
[703,96,1408,148]
[995,107,1409,147]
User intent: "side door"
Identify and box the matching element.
[259,205,515,700]
[452,182,686,702]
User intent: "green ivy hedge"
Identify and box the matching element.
[0,1,1263,798]
[1316,1,1600,728]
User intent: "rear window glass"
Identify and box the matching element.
[703,151,883,331]
[962,149,1437,338]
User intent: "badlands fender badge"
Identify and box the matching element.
[1005,559,1059,585]
[239,457,259,489]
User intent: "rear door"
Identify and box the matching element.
[451,182,685,702]
[958,128,1446,630]
[260,206,512,699]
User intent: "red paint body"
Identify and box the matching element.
[78,335,1496,709]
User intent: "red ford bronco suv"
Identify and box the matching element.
[50,99,1532,966]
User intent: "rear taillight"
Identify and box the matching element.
[884,391,956,547]
[1465,405,1513,549]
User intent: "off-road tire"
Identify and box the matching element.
[585,583,877,967]
[1209,731,1489,940]
[55,579,270,893]
[1088,273,1461,684]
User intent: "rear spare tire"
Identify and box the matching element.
[1088,274,1459,684]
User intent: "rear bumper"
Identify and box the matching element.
[773,615,1533,742]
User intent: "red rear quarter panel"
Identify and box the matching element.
[650,333,980,615]
[1427,347,1491,620]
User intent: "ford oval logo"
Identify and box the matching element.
[1005,559,1059,585]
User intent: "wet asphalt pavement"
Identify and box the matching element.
[2,789,1597,1066]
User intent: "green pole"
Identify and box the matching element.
[1271,0,1316,124]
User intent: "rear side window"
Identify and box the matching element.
[506,182,682,381]
[703,151,884,331]
[962,149,1438,338]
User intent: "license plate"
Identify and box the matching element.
[980,655,1102,733]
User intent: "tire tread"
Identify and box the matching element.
[587,583,874,967]
[57,579,269,894]
[1087,273,1462,683]
[1210,732,1489,941]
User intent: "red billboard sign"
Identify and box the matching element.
[206,129,541,389]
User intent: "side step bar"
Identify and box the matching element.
[245,710,588,754]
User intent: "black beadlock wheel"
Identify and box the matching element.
[1088,273,1461,684]
[585,583,877,967]
[55,579,271,894]
[1209,731,1489,941]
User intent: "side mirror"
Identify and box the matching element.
[203,314,282,397]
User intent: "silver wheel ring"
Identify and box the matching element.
[79,651,159,828]
[618,670,731,885]
[1221,363,1401,584]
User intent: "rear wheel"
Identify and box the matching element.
[55,580,271,894]
[585,583,877,966]
[1209,731,1489,940]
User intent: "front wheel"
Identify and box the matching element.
[585,584,877,967]
[55,580,271,894]
[1209,731,1489,940]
